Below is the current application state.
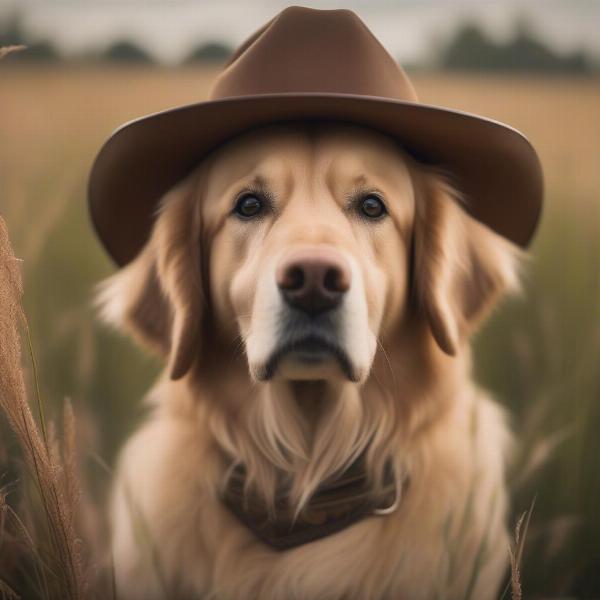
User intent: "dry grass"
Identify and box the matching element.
[0,46,26,60]
[0,215,88,599]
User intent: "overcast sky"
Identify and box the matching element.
[2,0,599,64]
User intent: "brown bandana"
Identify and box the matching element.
[221,457,403,551]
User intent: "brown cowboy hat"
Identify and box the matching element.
[88,6,543,266]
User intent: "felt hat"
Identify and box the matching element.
[88,6,543,266]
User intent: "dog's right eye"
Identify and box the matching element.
[234,194,263,219]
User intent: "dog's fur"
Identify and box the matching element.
[97,124,522,600]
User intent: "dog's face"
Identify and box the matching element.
[99,123,520,390]
[204,126,413,384]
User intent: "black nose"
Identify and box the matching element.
[276,249,351,315]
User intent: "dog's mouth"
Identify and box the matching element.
[258,330,357,382]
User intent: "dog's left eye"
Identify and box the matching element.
[234,193,263,219]
[359,194,387,220]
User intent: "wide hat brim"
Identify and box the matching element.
[88,92,543,266]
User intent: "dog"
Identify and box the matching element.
[97,122,522,599]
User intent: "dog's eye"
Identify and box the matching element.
[234,194,263,219]
[359,194,387,220]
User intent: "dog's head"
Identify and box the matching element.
[98,123,521,389]
[98,123,523,503]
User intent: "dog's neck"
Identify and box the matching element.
[187,328,468,515]
[179,326,473,550]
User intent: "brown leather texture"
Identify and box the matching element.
[221,458,400,551]
[88,6,543,266]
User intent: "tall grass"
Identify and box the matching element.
[0,46,26,60]
[0,215,89,598]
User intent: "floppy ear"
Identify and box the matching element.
[412,170,523,355]
[96,170,205,380]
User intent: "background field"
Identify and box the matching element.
[1,65,599,597]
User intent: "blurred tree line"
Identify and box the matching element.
[0,9,596,69]
[0,10,234,65]
[439,18,592,73]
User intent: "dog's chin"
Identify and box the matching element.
[272,353,346,381]
[252,337,360,383]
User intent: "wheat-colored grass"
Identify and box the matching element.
[0,46,26,60]
[0,216,87,599]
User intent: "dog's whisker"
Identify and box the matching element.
[375,337,398,392]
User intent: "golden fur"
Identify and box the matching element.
[97,124,522,599]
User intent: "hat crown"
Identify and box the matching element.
[210,6,418,102]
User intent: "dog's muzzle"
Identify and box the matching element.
[258,247,357,381]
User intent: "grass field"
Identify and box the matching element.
[1,65,599,597]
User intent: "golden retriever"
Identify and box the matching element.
[97,123,521,599]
